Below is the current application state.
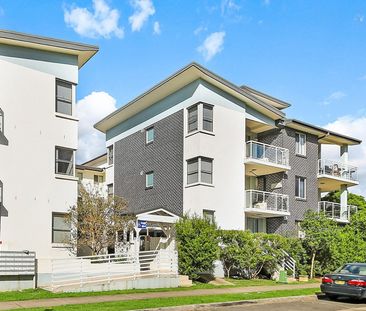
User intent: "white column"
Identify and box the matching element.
[340,145,348,220]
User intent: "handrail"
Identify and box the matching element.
[318,201,358,221]
[245,189,289,212]
[318,159,358,181]
[246,140,289,167]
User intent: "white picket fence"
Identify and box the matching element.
[50,249,178,292]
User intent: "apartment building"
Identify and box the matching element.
[94,63,361,239]
[76,153,109,196]
[0,30,98,285]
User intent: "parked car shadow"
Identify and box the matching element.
[317,293,365,304]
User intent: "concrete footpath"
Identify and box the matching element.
[0,283,320,310]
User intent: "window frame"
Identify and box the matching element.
[295,132,307,156]
[55,146,75,176]
[55,79,73,116]
[94,175,103,185]
[52,212,71,244]
[0,108,4,134]
[145,171,154,189]
[187,105,198,133]
[295,176,307,199]
[202,104,214,132]
[186,156,213,186]
[108,145,114,165]
[203,209,215,224]
[145,126,155,144]
[107,184,114,196]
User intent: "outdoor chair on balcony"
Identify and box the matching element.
[332,164,341,177]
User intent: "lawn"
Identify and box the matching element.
[16,288,318,311]
[0,278,317,302]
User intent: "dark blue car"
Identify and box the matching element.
[321,263,366,300]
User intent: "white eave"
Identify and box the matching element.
[94,62,286,133]
[0,29,99,68]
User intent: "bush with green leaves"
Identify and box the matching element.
[175,214,220,280]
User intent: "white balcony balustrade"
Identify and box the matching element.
[245,190,290,217]
[318,159,359,191]
[245,141,290,176]
[318,201,357,223]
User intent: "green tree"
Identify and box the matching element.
[322,191,366,210]
[175,214,220,280]
[300,210,337,278]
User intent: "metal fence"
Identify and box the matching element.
[51,249,178,292]
[318,201,358,221]
[318,159,358,181]
[0,251,36,276]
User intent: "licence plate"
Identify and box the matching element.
[334,280,345,285]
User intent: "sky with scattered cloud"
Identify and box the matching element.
[0,0,366,194]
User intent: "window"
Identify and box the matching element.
[108,145,114,165]
[295,176,306,199]
[0,180,3,207]
[187,157,213,185]
[146,127,154,144]
[295,133,306,156]
[187,105,198,133]
[94,175,103,184]
[202,104,213,132]
[246,218,266,233]
[55,147,74,176]
[203,210,215,224]
[52,213,71,243]
[0,108,3,133]
[187,103,214,134]
[107,184,113,196]
[146,171,154,188]
[56,80,73,115]
[76,172,83,182]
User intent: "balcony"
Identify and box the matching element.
[245,190,290,218]
[245,141,290,176]
[318,159,358,191]
[318,201,357,223]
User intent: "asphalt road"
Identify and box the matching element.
[210,295,366,311]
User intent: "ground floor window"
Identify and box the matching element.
[52,213,71,243]
[203,209,215,224]
[246,217,266,233]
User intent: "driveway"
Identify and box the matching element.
[210,295,366,311]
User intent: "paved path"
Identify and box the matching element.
[0,283,320,310]
[210,295,366,311]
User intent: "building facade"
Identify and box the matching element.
[95,63,361,238]
[0,30,98,285]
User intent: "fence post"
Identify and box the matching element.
[108,254,111,285]
[80,259,83,290]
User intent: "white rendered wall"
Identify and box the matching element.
[183,83,246,230]
[0,58,78,273]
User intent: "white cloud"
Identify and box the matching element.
[153,21,161,35]
[76,91,117,163]
[221,0,240,16]
[129,0,155,32]
[194,25,207,36]
[355,14,364,23]
[360,75,366,80]
[322,91,346,105]
[64,0,124,39]
[322,115,366,196]
[197,31,226,62]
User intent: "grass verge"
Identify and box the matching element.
[0,279,318,302]
[16,288,318,311]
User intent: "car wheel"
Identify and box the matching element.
[325,294,338,300]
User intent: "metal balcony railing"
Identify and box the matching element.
[318,159,358,182]
[246,141,289,167]
[318,201,358,221]
[245,190,289,213]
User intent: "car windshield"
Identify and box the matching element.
[334,264,366,276]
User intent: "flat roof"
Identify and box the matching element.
[95,62,285,133]
[286,119,362,145]
[0,29,99,68]
[76,164,104,172]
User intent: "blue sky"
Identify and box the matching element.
[1,0,366,193]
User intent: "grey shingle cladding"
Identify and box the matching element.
[114,110,184,216]
[257,127,319,235]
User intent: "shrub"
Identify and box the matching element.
[175,214,220,280]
